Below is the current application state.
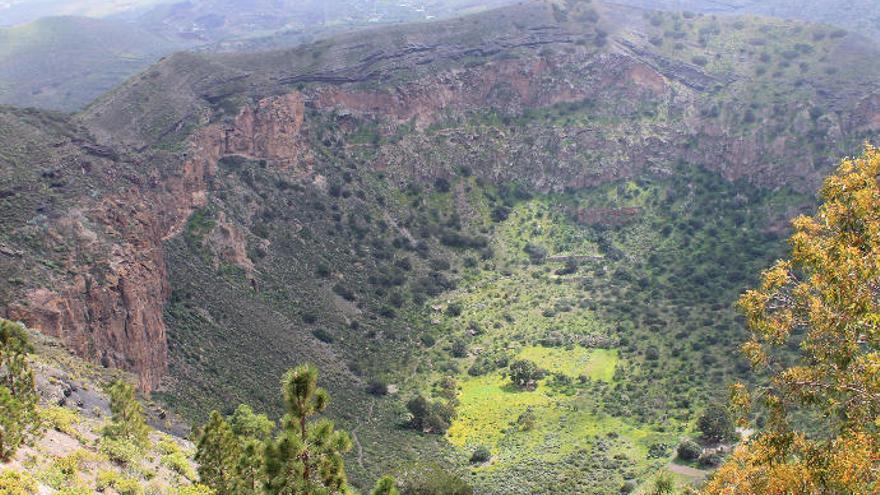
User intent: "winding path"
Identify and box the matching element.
[350,400,374,469]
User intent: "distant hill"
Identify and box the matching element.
[0,16,183,111]
[136,0,516,45]
[0,0,519,111]
[611,0,880,41]
[0,0,170,26]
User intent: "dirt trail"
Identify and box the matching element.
[350,400,374,469]
[667,463,709,479]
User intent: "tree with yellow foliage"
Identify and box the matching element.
[702,146,880,494]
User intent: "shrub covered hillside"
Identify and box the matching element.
[3,148,878,495]
[144,5,875,486]
[0,320,407,495]
[0,319,211,494]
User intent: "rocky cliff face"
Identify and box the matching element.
[2,91,309,390]
[7,205,171,391]
[1,116,219,390]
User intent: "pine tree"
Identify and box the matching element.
[370,476,400,495]
[229,404,273,441]
[263,364,352,495]
[0,319,39,460]
[195,411,241,495]
[104,379,150,450]
[228,404,272,495]
[233,438,264,495]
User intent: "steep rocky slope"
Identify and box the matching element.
[0,326,199,494]
[3,0,880,491]
[0,106,202,391]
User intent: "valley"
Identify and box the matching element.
[1,0,879,493]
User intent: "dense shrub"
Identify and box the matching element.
[523,243,548,264]
[367,380,389,396]
[451,339,468,358]
[406,396,455,434]
[467,356,495,377]
[515,407,536,432]
[697,404,735,443]
[676,439,701,461]
[446,303,463,317]
[508,360,545,390]
[0,320,39,460]
[469,446,491,464]
[0,470,38,495]
[698,452,723,467]
[312,328,335,344]
[398,463,473,495]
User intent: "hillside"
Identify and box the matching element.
[3,0,880,493]
[0,0,169,26]
[0,323,201,495]
[0,0,519,111]
[0,16,183,111]
[612,0,880,42]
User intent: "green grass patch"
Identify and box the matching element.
[517,347,618,382]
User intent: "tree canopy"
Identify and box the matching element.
[263,365,352,495]
[0,319,39,460]
[508,360,545,390]
[703,146,880,494]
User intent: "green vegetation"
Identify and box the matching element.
[377,158,807,492]
[696,405,735,444]
[100,379,151,466]
[195,365,399,495]
[406,395,456,434]
[370,476,400,495]
[507,359,545,390]
[0,470,38,495]
[159,127,811,493]
[265,365,352,494]
[703,146,880,494]
[105,380,150,450]
[195,412,240,494]
[675,439,700,462]
[0,319,39,460]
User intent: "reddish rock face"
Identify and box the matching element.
[6,170,207,390]
[3,93,311,390]
[224,92,309,170]
[10,265,168,390]
[310,55,666,127]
